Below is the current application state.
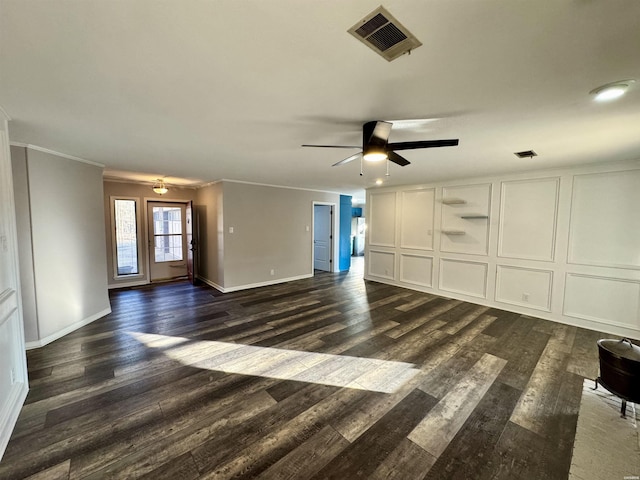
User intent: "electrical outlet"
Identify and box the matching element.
[522,293,530,302]
[270,269,275,276]
[10,368,15,385]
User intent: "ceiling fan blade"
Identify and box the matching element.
[387,139,459,151]
[332,152,362,167]
[364,121,392,147]
[387,151,410,167]
[301,144,360,149]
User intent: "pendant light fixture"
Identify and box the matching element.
[152,178,168,195]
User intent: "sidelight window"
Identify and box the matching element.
[113,198,140,276]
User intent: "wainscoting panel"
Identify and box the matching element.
[495,265,552,312]
[369,192,397,247]
[400,188,434,250]
[568,169,640,269]
[498,177,559,261]
[439,258,488,298]
[564,273,640,329]
[440,183,491,256]
[399,253,433,288]
[368,250,396,280]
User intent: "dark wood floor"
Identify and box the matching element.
[1,259,612,479]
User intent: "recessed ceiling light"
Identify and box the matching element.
[590,79,635,102]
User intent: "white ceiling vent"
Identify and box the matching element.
[348,6,422,62]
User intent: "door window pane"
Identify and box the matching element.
[153,206,183,262]
[114,199,139,275]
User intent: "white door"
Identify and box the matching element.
[314,204,332,271]
[148,202,188,281]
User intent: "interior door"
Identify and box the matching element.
[314,204,332,271]
[148,202,188,281]
[186,200,196,285]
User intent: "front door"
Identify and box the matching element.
[148,202,188,281]
[313,204,332,272]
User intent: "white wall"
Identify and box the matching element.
[103,180,196,288]
[196,181,341,292]
[365,161,640,339]
[0,117,29,460]
[12,146,111,347]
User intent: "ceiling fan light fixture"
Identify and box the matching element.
[590,79,635,102]
[363,151,388,162]
[152,178,168,195]
[362,145,389,162]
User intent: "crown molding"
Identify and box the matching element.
[9,142,104,168]
[216,178,344,196]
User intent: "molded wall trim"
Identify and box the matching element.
[0,382,28,460]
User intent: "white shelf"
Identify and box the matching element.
[441,229,466,235]
[460,214,489,219]
[441,198,467,205]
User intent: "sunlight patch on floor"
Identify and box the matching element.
[128,331,419,393]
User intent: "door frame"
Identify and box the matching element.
[143,197,193,283]
[311,201,339,273]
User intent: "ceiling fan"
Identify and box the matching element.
[302,120,459,167]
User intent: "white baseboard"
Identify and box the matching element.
[25,307,112,350]
[197,277,224,292]
[198,273,313,293]
[364,274,640,340]
[0,381,28,461]
[108,279,149,289]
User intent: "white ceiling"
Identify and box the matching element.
[2,1,640,203]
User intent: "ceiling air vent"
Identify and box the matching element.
[348,6,422,62]
[514,150,538,159]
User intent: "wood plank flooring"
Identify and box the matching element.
[0,258,613,479]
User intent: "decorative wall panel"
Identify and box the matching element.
[495,265,552,311]
[400,254,433,288]
[400,188,434,250]
[568,170,640,268]
[498,178,559,261]
[440,184,491,255]
[368,250,395,280]
[369,192,397,247]
[564,273,640,329]
[439,259,488,298]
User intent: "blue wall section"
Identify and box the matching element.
[339,195,352,271]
